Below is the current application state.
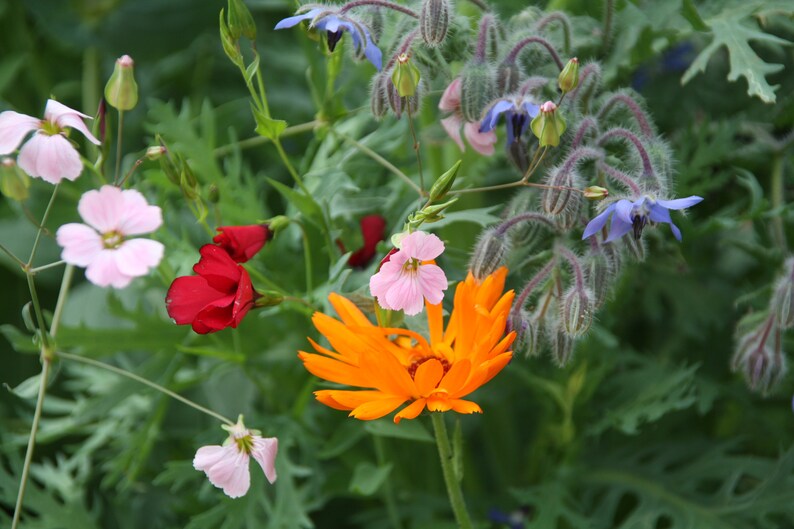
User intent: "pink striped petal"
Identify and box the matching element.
[78,185,125,233]
[44,100,99,145]
[385,274,424,316]
[56,223,103,267]
[0,111,40,154]
[418,263,448,305]
[117,188,163,235]
[440,116,465,152]
[401,231,444,261]
[438,78,461,112]
[193,444,251,498]
[463,122,496,156]
[250,437,278,484]
[17,133,83,183]
[114,239,164,277]
[85,250,133,289]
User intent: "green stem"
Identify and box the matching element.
[601,0,614,56]
[30,260,66,274]
[406,106,425,193]
[245,265,289,295]
[297,221,314,293]
[373,435,404,529]
[50,265,74,337]
[771,153,787,253]
[431,413,474,529]
[0,242,26,268]
[333,130,423,196]
[114,110,124,184]
[25,274,51,352]
[27,184,60,267]
[56,351,235,426]
[273,138,311,196]
[213,121,320,156]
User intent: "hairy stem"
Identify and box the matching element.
[504,36,564,70]
[431,413,474,529]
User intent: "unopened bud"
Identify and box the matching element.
[561,286,593,337]
[370,72,390,119]
[364,7,384,43]
[509,309,539,357]
[470,228,510,280]
[0,157,30,201]
[180,164,199,200]
[496,63,521,95]
[392,54,421,97]
[429,160,461,202]
[208,184,220,204]
[420,0,449,46]
[255,290,285,308]
[541,168,575,215]
[219,9,244,65]
[459,63,496,123]
[227,0,257,41]
[583,186,608,200]
[772,259,794,329]
[386,75,422,119]
[549,326,574,367]
[146,145,167,161]
[531,101,566,147]
[585,253,612,309]
[267,215,290,233]
[104,55,138,111]
[624,234,646,262]
[507,140,530,174]
[558,57,580,94]
[159,152,180,186]
[732,316,785,394]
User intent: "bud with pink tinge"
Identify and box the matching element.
[531,101,566,147]
[104,55,138,111]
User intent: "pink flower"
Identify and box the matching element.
[438,78,496,156]
[56,185,164,288]
[0,99,100,184]
[369,231,448,316]
[193,417,278,498]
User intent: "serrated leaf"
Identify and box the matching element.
[252,105,287,141]
[348,462,392,495]
[512,482,591,529]
[682,10,792,103]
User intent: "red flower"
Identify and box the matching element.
[213,224,272,263]
[343,215,387,268]
[166,245,256,334]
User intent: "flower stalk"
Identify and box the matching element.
[431,413,474,529]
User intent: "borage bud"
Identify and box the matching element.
[459,63,496,123]
[585,253,612,309]
[364,7,384,43]
[429,159,461,202]
[386,75,422,119]
[370,72,390,119]
[146,145,167,161]
[772,259,794,329]
[549,326,574,367]
[420,0,449,46]
[583,186,608,200]
[470,228,510,280]
[560,285,593,337]
[623,235,646,262]
[392,53,421,97]
[732,316,785,394]
[0,157,30,201]
[104,55,138,111]
[558,57,580,94]
[531,101,566,147]
[227,0,257,41]
[541,168,576,215]
[509,309,539,357]
[496,63,520,95]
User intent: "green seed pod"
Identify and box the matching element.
[459,63,496,123]
[429,160,461,202]
[104,55,138,111]
[420,0,449,46]
[392,53,421,97]
[228,0,257,41]
[531,101,566,147]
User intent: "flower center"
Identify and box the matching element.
[510,112,527,143]
[102,230,124,249]
[233,433,254,455]
[326,30,344,52]
[407,356,451,379]
[402,257,420,274]
[40,120,63,137]
[630,199,653,240]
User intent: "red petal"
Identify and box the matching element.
[192,244,240,292]
[213,224,271,263]
[165,276,228,326]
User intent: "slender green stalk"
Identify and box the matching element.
[27,184,60,267]
[431,413,474,529]
[114,110,124,184]
[245,265,289,295]
[333,130,423,196]
[25,274,51,352]
[30,260,66,274]
[406,106,425,193]
[50,265,74,337]
[297,221,314,293]
[0,242,26,268]
[57,351,235,426]
[601,0,614,56]
[213,121,320,156]
[273,138,311,196]
[771,153,787,253]
[374,436,404,529]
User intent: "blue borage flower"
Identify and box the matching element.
[582,195,703,242]
[479,97,540,145]
[275,6,382,71]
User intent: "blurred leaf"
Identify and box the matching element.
[363,418,434,443]
[349,462,392,495]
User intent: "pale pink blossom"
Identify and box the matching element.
[56,185,164,289]
[0,99,100,184]
[369,231,448,315]
[438,78,496,156]
[193,417,278,498]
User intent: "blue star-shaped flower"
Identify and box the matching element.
[479,97,540,145]
[582,195,703,242]
[275,7,382,71]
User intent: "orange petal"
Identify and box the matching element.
[318,389,392,409]
[394,398,427,423]
[448,399,482,415]
[426,397,452,412]
[315,390,352,410]
[349,397,407,420]
[329,293,373,327]
[414,358,444,396]
[426,301,444,345]
[300,352,371,387]
[439,359,471,394]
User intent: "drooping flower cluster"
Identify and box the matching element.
[582,195,703,242]
[300,268,515,423]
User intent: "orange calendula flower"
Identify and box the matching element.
[299,268,515,423]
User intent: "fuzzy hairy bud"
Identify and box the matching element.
[386,76,422,119]
[364,7,384,43]
[585,253,612,309]
[459,63,496,123]
[772,258,794,329]
[370,72,391,119]
[732,317,785,394]
[541,168,575,215]
[549,326,574,367]
[496,63,521,95]
[561,285,593,337]
[470,228,510,280]
[509,309,539,358]
[508,139,530,174]
[420,0,449,46]
[623,234,646,262]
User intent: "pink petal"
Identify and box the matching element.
[369,257,405,310]
[114,238,164,277]
[385,273,424,316]
[17,133,83,183]
[401,231,444,261]
[193,445,228,471]
[418,263,448,305]
[463,122,496,156]
[0,111,40,154]
[194,444,251,498]
[85,250,133,289]
[117,189,163,235]
[438,78,461,112]
[78,185,124,233]
[44,99,92,121]
[250,436,278,484]
[56,223,103,266]
[440,116,465,152]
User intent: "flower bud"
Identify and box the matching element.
[429,160,461,202]
[392,53,421,98]
[208,184,221,204]
[585,253,612,309]
[496,63,521,95]
[146,145,167,161]
[459,63,496,123]
[104,55,138,111]
[267,215,290,234]
[420,0,449,46]
[623,235,646,262]
[531,101,566,147]
[583,186,608,200]
[370,72,390,119]
[219,9,244,66]
[386,76,421,119]
[541,168,574,215]
[549,326,574,367]
[560,285,593,337]
[0,157,30,201]
[508,141,530,174]
[470,228,510,280]
[509,309,539,357]
[364,7,384,43]
[254,290,285,308]
[558,57,580,94]
[772,259,794,329]
[732,316,785,394]
[227,0,257,41]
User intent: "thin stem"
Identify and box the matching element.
[535,12,572,55]
[431,413,474,529]
[0,242,26,268]
[513,259,556,314]
[597,161,642,195]
[213,121,320,156]
[50,265,74,337]
[245,266,289,295]
[373,436,404,529]
[27,184,60,267]
[571,117,599,149]
[598,128,655,180]
[496,213,555,236]
[30,260,66,274]
[504,36,564,70]
[601,0,615,56]
[596,93,653,138]
[114,110,124,184]
[338,0,418,17]
[522,146,549,182]
[26,274,51,352]
[771,153,787,253]
[297,221,314,293]
[474,15,495,62]
[333,130,423,196]
[57,351,235,426]
[118,158,144,188]
[273,139,311,196]
[406,106,425,193]
[464,0,490,11]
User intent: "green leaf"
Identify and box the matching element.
[363,417,434,443]
[4,373,41,399]
[512,482,591,529]
[681,6,792,103]
[252,105,287,141]
[680,0,708,31]
[244,54,260,84]
[266,177,324,228]
[348,462,392,495]
[0,323,37,353]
